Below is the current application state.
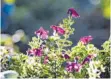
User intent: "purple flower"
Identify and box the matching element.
[81,55,93,65]
[72,62,82,72]
[62,53,70,59]
[64,54,70,59]
[67,8,80,18]
[80,35,93,44]
[44,56,49,64]
[50,25,65,35]
[65,62,73,72]
[65,62,82,72]
[27,48,42,57]
[35,27,49,39]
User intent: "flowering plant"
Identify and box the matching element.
[0,8,110,78]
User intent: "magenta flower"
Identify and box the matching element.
[50,25,65,35]
[35,27,49,39]
[65,62,73,72]
[71,62,82,72]
[44,56,49,64]
[81,55,93,65]
[62,53,70,59]
[64,54,70,59]
[67,8,80,18]
[80,35,93,44]
[65,62,82,72]
[27,48,42,57]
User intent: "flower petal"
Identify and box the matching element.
[67,8,80,18]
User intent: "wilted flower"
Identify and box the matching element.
[27,48,42,57]
[67,8,80,18]
[50,25,65,35]
[44,56,49,64]
[80,35,93,44]
[35,27,49,39]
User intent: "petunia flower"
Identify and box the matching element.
[81,54,94,65]
[80,35,93,44]
[71,62,82,72]
[50,25,65,35]
[43,56,49,64]
[62,52,70,59]
[35,27,49,39]
[64,54,70,59]
[65,62,73,72]
[27,48,42,57]
[67,8,80,18]
[65,62,82,72]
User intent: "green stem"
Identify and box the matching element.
[54,60,57,78]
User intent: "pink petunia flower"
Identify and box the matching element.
[43,56,49,64]
[27,48,42,57]
[35,27,49,39]
[65,62,82,72]
[80,35,93,44]
[65,62,73,72]
[71,62,82,72]
[67,8,80,18]
[50,25,65,35]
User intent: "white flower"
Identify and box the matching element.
[27,57,35,65]
[44,48,49,54]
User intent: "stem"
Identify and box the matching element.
[40,56,42,63]
[54,60,57,78]
[68,15,72,21]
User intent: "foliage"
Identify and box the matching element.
[0,8,110,78]
[101,0,110,19]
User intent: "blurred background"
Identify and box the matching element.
[1,0,110,53]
